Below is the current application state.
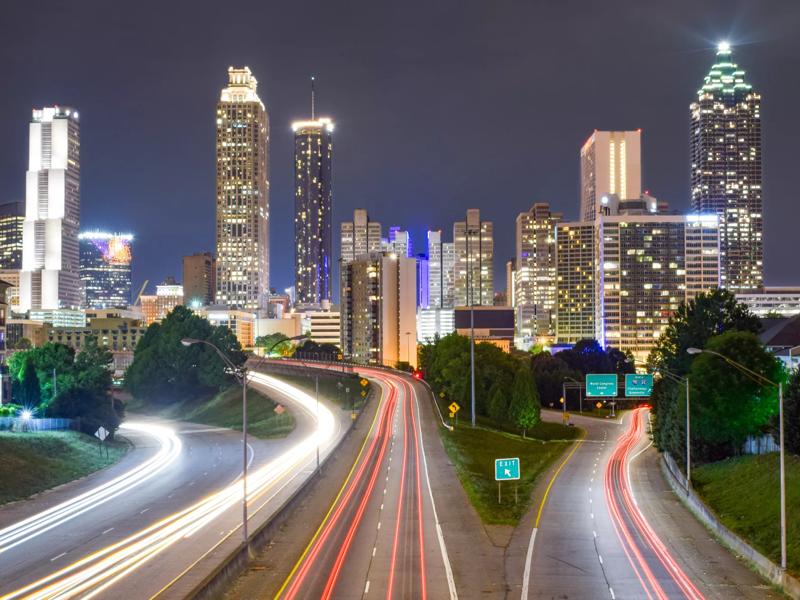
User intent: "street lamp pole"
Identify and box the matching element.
[687,346,786,571]
[467,228,476,428]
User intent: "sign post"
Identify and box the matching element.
[495,457,520,504]
[625,374,653,397]
[448,402,460,427]
[94,426,109,459]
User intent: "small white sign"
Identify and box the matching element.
[95,426,109,442]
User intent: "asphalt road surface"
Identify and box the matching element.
[276,366,456,600]
[0,372,347,599]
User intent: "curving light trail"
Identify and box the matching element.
[605,407,705,600]
[0,422,182,556]
[2,372,337,600]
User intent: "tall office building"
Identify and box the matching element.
[183,252,216,306]
[292,107,333,305]
[515,203,562,341]
[556,198,720,363]
[20,107,82,311]
[215,67,269,310]
[690,43,762,292]
[580,130,641,221]
[340,209,381,264]
[340,252,417,367]
[79,231,133,309]
[454,209,493,306]
[427,230,455,309]
[140,277,184,325]
[386,227,412,257]
[0,202,24,270]
[416,254,429,309]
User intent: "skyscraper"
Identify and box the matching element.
[580,130,642,221]
[215,67,269,310]
[427,230,455,309]
[340,209,381,264]
[555,221,595,344]
[515,203,562,341]
[183,252,216,306]
[79,231,133,309]
[386,227,412,257]
[292,99,333,305]
[690,43,762,292]
[20,107,82,311]
[0,202,24,270]
[454,209,493,307]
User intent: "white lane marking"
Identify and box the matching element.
[411,380,458,600]
[372,546,377,556]
[521,526,537,599]
[139,508,150,515]
[179,427,229,434]
[167,493,174,499]
[380,503,384,510]
[591,513,595,519]
[365,580,371,594]
[598,554,604,565]
[384,488,387,495]
[101,527,114,535]
[593,530,597,538]
[377,522,381,530]
[50,552,67,562]
[609,586,616,599]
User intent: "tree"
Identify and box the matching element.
[554,339,634,377]
[488,382,509,423]
[8,342,76,402]
[49,386,121,436]
[74,336,113,396]
[531,352,582,407]
[508,367,540,437]
[688,331,782,462]
[255,333,294,356]
[12,337,32,350]
[125,305,245,404]
[19,357,41,407]
[774,369,799,455]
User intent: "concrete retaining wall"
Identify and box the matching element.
[661,452,800,599]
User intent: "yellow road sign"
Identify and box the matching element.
[360,378,369,387]
[360,390,367,397]
[449,412,455,418]
[596,401,603,409]
[448,402,460,414]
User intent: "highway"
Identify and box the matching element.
[276,366,456,600]
[0,372,345,600]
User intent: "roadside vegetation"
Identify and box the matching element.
[0,431,127,505]
[692,453,800,577]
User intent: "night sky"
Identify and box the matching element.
[2,1,799,300]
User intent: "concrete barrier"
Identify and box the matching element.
[661,452,800,599]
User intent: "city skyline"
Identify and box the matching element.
[1,2,799,299]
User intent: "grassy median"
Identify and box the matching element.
[692,453,800,577]
[132,385,295,439]
[0,431,128,505]
[440,421,581,525]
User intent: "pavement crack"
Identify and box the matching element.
[545,554,590,574]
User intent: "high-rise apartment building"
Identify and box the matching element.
[293,113,333,305]
[0,202,24,270]
[556,199,720,363]
[215,67,269,310]
[454,209,493,307]
[20,107,82,311]
[340,252,416,367]
[515,203,562,341]
[690,43,762,292]
[79,231,133,309]
[580,130,642,221]
[340,209,381,264]
[427,230,455,309]
[183,252,216,306]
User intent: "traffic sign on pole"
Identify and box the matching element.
[495,457,520,481]
[360,378,369,387]
[625,374,653,397]
[448,402,460,414]
[586,374,618,397]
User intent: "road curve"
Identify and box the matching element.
[0,372,343,600]
[275,366,456,600]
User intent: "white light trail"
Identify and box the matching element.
[0,422,181,555]
[3,373,337,600]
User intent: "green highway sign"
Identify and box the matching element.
[586,374,618,397]
[495,457,520,481]
[625,374,653,397]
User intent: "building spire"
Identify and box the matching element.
[311,75,315,119]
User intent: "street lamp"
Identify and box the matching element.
[687,346,787,571]
[653,367,691,487]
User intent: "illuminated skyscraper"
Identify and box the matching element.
[215,67,269,310]
[690,43,762,292]
[427,230,455,309]
[555,221,595,344]
[183,252,216,307]
[340,209,381,264]
[292,99,333,305]
[79,231,133,309]
[580,130,641,221]
[454,209,493,306]
[20,107,82,311]
[515,203,561,341]
[0,202,24,270]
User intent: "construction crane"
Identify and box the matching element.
[133,279,149,306]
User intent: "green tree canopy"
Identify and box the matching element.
[508,366,540,437]
[255,333,295,356]
[125,305,245,404]
[19,357,41,407]
[688,330,782,462]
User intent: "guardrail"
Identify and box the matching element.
[661,452,800,599]
[0,417,75,432]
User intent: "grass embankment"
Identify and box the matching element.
[440,421,582,525]
[276,372,371,412]
[693,453,800,577]
[0,431,127,505]
[131,386,295,439]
